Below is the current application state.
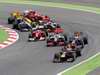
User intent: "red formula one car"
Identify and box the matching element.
[25,10,41,21]
[24,10,51,23]
[28,29,46,42]
[45,22,63,35]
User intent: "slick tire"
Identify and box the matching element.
[67,52,76,62]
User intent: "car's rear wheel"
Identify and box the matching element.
[67,52,76,62]
[76,50,81,57]
[83,37,88,45]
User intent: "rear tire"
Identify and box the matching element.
[67,52,76,62]
[76,50,81,57]
[83,37,88,45]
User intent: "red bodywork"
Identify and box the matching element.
[54,28,64,34]
[47,41,65,46]
[25,11,51,22]
[42,16,51,22]
[47,37,65,46]
[25,11,42,21]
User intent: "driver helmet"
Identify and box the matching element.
[66,44,72,51]
[24,10,30,16]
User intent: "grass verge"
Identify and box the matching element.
[0,28,8,43]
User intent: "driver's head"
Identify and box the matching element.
[67,43,72,48]
[71,42,75,46]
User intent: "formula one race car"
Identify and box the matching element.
[24,10,51,23]
[24,10,42,21]
[53,50,76,63]
[45,23,63,36]
[53,42,82,63]
[46,33,67,47]
[13,18,32,31]
[67,32,88,45]
[28,29,46,42]
[65,32,88,50]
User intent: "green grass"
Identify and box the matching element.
[0,28,8,43]
[62,54,100,75]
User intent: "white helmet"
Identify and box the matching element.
[24,10,29,16]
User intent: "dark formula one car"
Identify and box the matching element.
[53,50,76,63]
[67,32,88,46]
[53,42,83,63]
[13,18,32,31]
[12,18,23,29]
[46,33,67,47]
[28,29,46,42]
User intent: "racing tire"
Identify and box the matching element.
[8,17,14,24]
[76,50,82,57]
[67,52,76,62]
[63,34,67,41]
[12,21,19,30]
[53,53,61,63]
[28,34,36,42]
[46,44,52,47]
[83,37,88,45]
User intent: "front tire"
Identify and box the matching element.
[8,17,15,24]
[53,53,61,63]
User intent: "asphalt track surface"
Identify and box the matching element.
[29,0,100,7]
[0,3,100,75]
